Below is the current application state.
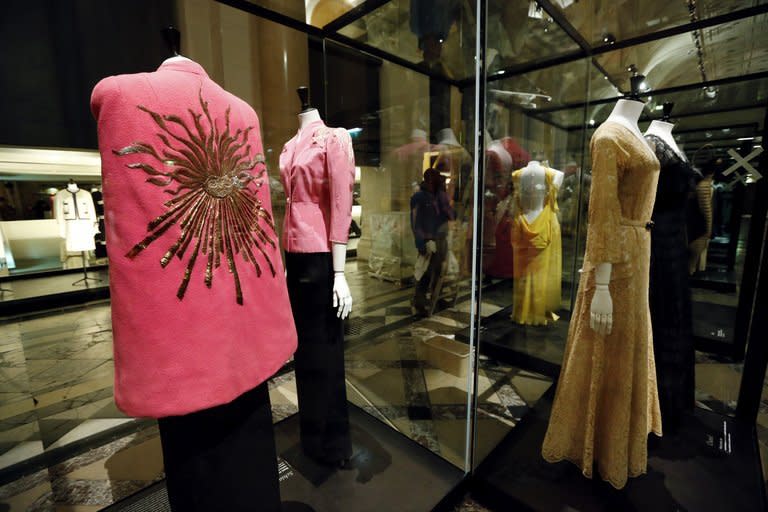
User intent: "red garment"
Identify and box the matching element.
[499,136,530,169]
[279,119,355,252]
[91,58,297,418]
[487,212,515,278]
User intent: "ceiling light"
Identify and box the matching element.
[602,33,616,45]
[589,119,596,126]
[655,105,664,111]
[528,1,544,19]
[722,128,731,133]
[704,86,718,99]
[737,137,755,141]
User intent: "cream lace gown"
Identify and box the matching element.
[541,122,663,489]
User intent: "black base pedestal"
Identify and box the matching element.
[104,405,464,512]
[472,398,767,512]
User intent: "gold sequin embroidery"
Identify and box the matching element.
[113,90,276,305]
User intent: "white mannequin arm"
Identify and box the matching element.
[332,242,352,319]
[590,262,613,335]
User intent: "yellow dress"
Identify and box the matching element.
[510,167,562,325]
[541,122,663,489]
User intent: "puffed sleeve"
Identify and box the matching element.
[327,128,355,244]
[584,134,625,264]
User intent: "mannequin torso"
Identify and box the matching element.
[517,161,564,222]
[298,108,322,129]
[645,120,684,160]
[162,55,193,65]
[283,108,354,318]
[605,99,648,148]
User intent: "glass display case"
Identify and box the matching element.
[0,0,767,510]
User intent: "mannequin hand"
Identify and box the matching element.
[589,284,613,335]
[333,273,353,319]
[425,240,437,255]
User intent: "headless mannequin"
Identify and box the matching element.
[591,98,649,335]
[438,128,460,147]
[285,88,354,468]
[296,107,353,319]
[645,121,684,160]
[67,180,79,193]
[517,160,564,223]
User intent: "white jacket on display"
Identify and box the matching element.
[54,189,98,252]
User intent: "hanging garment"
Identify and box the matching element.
[509,167,562,325]
[54,188,97,252]
[91,58,297,418]
[542,122,662,490]
[646,135,696,432]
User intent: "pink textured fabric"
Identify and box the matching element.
[91,59,297,418]
[279,119,355,252]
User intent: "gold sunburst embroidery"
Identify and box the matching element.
[113,90,276,305]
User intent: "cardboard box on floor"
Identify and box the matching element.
[422,336,469,379]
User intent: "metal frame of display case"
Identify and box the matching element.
[214,2,768,505]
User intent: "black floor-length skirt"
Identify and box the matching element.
[286,251,353,464]
[649,210,695,432]
[157,382,280,512]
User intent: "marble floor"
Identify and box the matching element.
[0,254,765,510]
[0,302,124,472]
[0,260,546,510]
[0,366,500,511]
[343,281,552,468]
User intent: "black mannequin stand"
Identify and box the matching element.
[296,86,314,113]
[72,251,102,286]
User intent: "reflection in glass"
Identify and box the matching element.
[338,0,477,79]
[595,14,768,92]
[552,0,768,46]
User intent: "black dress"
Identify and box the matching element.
[646,135,697,432]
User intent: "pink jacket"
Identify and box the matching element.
[91,59,297,418]
[279,119,355,253]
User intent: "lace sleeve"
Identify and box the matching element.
[584,134,625,264]
[645,135,674,169]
